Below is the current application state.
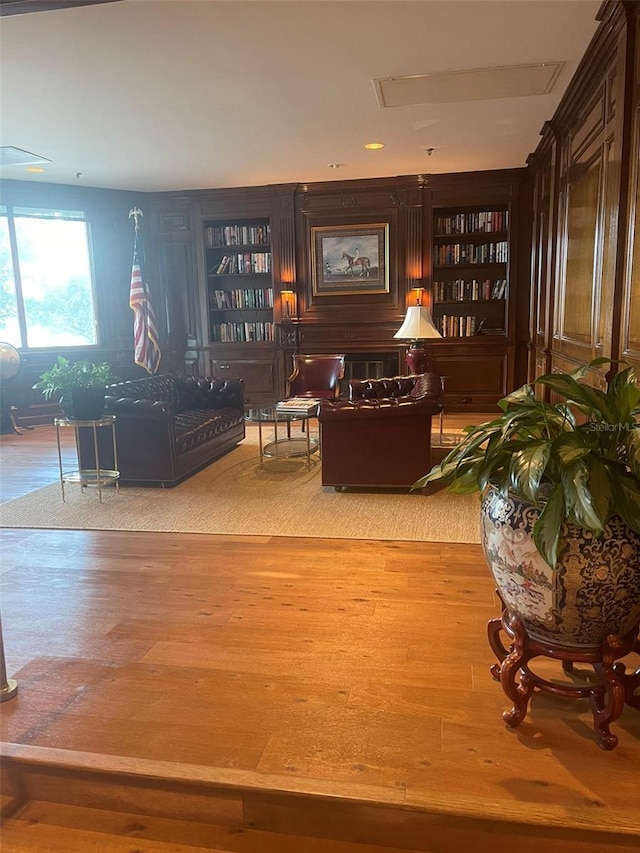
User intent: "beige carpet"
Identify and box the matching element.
[0,430,481,543]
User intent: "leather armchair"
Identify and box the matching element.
[318,373,443,490]
[286,354,345,399]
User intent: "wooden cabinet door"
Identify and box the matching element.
[432,342,514,411]
[554,45,625,369]
[209,354,276,404]
[620,11,640,372]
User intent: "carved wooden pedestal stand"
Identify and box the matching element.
[487,606,640,750]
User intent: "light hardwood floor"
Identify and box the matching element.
[1,421,639,852]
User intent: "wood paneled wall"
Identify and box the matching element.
[621,5,640,366]
[293,175,423,357]
[528,0,639,383]
[149,169,529,411]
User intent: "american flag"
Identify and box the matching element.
[129,230,161,374]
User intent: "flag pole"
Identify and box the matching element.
[129,206,143,231]
[128,207,161,375]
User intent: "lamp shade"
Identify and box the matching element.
[393,305,442,340]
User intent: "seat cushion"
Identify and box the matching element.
[174,408,244,454]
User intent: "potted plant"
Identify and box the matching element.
[34,356,119,421]
[415,358,640,648]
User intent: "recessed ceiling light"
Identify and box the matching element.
[327,163,346,169]
[364,142,385,150]
[25,166,45,173]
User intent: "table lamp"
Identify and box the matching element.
[394,303,442,373]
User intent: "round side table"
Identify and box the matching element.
[244,405,319,470]
[54,415,119,502]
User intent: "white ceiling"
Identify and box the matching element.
[0,0,601,193]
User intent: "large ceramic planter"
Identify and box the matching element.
[481,485,640,648]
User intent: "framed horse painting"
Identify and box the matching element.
[311,224,389,296]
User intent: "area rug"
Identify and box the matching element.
[0,430,481,543]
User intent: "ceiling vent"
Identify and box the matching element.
[0,146,52,166]
[0,1,122,17]
[374,62,564,108]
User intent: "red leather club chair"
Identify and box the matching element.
[286,354,346,400]
[318,373,444,490]
[286,354,346,431]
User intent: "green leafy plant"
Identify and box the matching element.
[415,358,640,567]
[34,356,119,400]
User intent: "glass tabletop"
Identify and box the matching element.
[54,414,116,427]
[244,405,315,423]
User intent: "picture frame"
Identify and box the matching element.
[311,223,389,296]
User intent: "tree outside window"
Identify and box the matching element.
[0,206,98,349]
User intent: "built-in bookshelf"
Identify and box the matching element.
[204,218,274,343]
[431,206,509,338]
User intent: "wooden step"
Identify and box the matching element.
[1,801,428,853]
[3,798,639,853]
[2,745,638,853]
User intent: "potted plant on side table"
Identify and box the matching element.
[415,358,640,749]
[34,356,119,421]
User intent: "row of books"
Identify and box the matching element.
[436,314,506,337]
[210,322,274,342]
[275,397,321,416]
[205,224,271,247]
[433,241,508,266]
[433,279,507,302]
[209,288,273,309]
[437,315,478,337]
[434,210,508,235]
[209,252,272,275]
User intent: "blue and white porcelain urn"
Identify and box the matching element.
[481,486,640,648]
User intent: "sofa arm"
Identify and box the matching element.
[79,395,177,483]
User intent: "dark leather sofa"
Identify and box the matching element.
[318,373,443,490]
[78,374,245,486]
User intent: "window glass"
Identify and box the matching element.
[0,211,21,346]
[13,210,97,347]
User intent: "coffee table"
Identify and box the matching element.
[244,405,319,470]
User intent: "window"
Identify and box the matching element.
[0,205,98,348]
